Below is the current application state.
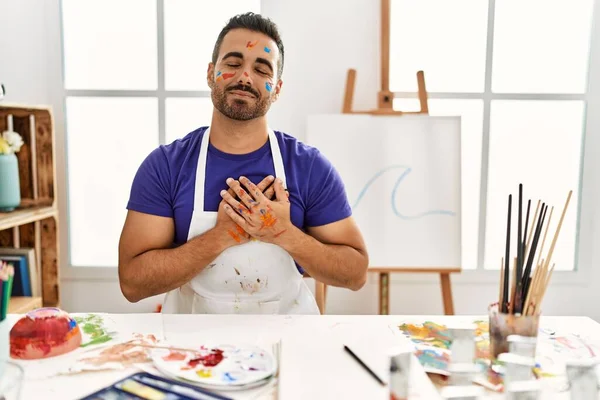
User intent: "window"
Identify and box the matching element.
[391,0,594,271]
[61,0,260,268]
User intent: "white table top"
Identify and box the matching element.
[4,314,600,400]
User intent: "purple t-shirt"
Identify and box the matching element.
[126,127,352,268]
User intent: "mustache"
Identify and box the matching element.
[227,84,260,98]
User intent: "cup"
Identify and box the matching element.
[0,320,8,364]
[0,361,23,400]
[488,303,539,360]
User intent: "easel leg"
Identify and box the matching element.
[315,281,327,314]
[379,272,390,315]
[440,273,454,315]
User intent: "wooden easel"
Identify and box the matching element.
[316,0,460,315]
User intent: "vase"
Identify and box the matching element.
[0,153,21,212]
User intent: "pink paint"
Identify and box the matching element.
[163,350,187,361]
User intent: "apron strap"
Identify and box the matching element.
[193,127,211,212]
[268,129,287,188]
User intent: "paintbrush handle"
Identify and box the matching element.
[344,345,386,386]
[131,342,201,353]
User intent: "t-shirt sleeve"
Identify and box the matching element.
[126,147,173,218]
[304,149,352,227]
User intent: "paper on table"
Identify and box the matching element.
[71,313,119,348]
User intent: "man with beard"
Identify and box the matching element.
[118,12,368,314]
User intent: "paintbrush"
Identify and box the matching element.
[503,194,512,313]
[344,345,386,386]
[519,204,547,313]
[522,199,531,258]
[514,184,524,314]
[525,200,541,259]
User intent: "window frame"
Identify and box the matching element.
[392,0,595,284]
[53,0,598,288]
[56,0,214,281]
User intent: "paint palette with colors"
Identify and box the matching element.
[151,343,277,390]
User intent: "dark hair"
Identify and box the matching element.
[212,12,284,79]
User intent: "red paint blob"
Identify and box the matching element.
[188,348,225,367]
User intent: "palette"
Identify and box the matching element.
[151,343,277,391]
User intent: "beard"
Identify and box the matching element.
[211,82,273,121]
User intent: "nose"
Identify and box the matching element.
[239,69,252,86]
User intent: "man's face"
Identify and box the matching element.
[207,28,282,121]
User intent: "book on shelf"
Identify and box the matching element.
[0,247,40,297]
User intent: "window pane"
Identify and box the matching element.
[66,97,159,267]
[390,0,489,92]
[484,101,583,271]
[492,0,594,93]
[61,0,158,90]
[165,98,213,143]
[164,0,260,90]
[394,99,484,270]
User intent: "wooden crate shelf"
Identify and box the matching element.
[0,104,60,310]
[8,296,42,313]
[0,205,57,231]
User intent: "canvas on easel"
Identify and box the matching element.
[307,0,462,315]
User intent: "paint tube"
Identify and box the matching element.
[440,384,484,399]
[388,348,411,400]
[448,324,476,364]
[566,359,599,400]
[505,380,541,400]
[497,353,536,386]
[507,335,537,358]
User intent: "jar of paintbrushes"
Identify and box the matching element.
[489,184,573,360]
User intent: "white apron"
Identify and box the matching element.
[162,127,320,315]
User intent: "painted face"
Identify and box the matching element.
[208,28,282,121]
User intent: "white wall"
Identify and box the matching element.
[2,0,600,319]
[0,1,53,105]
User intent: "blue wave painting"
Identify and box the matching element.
[351,165,456,220]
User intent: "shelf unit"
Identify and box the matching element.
[0,104,60,312]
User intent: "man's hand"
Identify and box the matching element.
[220,176,292,244]
[214,175,276,247]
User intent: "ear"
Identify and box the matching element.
[207,62,215,88]
[272,79,283,102]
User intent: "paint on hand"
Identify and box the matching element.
[265,82,273,92]
[259,208,277,229]
[246,40,258,49]
[274,229,287,238]
[228,229,241,243]
[163,350,187,361]
[264,46,271,53]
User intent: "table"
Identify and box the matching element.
[5,314,600,399]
